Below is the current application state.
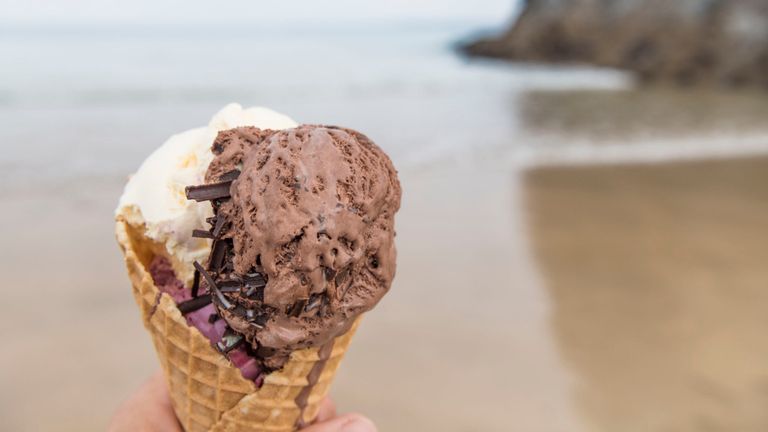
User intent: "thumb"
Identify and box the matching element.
[301,413,377,432]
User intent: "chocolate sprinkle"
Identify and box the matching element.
[324,267,336,281]
[214,289,234,310]
[256,345,276,357]
[216,331,244,353]
[219,285,241,293]
[219,279,243,290]
[253,314,268,327]
[178,295,213,314]
[218,169,241,182]
[244,272,266,287]
[185,181,232,202]
[305,294,323,312]
[192,229,215,239]
[194,261,233,310]
[288,299,306,317]
[245,285,264,300]
[212,214,227,238]
[191,268,201,298]
[194,261,215,287]
[208,239,229,272]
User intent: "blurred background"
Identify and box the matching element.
[2,0,768,431]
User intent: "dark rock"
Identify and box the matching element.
[461,0,768,87]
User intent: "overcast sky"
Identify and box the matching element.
[1,0,519,26]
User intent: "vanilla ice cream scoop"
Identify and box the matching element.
[116,103,297,281]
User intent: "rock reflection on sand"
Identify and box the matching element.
[519,88,768,141]
[525,157,768,432]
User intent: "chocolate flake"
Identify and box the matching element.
[194,261,215,287]
[191,268,201,298]
[243,271,266,299]
[305,294,323,312]
[218,169,241,182]
[212,214,227,238]
[192,229,215,239]
[256,345,276,357]
[178,295,213,314]
[219,279,243,291]
[208,239,229,272]
[245,284,264,300]
[253,314,268,327]
[288,299,306,317]
[185,181,232,202]
[219,285,241,293]
[244,273,266,287]
[216,331,244,353]
[194,261,233,310]
[215,289,234,310]
[244,309,267,328]
[324,267,336,281]
[216,293,234,310]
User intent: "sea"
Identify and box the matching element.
[4,20,768,193]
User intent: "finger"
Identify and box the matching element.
[145,371,175,411]
[108,371,183,432]
[316,397,337,422]
[301,413,377,432]
[142,372,183,432]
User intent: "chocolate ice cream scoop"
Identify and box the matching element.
[187,125,401,369]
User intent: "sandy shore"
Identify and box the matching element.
[526,157,768,432]
[0,159,577,432]
[2,154,767,431]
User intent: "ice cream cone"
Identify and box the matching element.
[116,217,360,432]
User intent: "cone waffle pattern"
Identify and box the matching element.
[116,219,359,431]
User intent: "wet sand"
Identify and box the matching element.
[520,88,768,141]
[526,156,768,432]
[0,162,576,432]
[2,155,767,431]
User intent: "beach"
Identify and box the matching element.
[5,153,768,431]
[526,158,768,432]
[2,22,768,431]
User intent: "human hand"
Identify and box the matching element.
[108,371,183,432]
[108,371,376,432]
[303,398,377,432]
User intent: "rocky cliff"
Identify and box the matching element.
[462,0,768,86]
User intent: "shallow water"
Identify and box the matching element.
[0,22,630,188]
[1,21,768,431]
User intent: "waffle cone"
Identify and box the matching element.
[115,218,360,432]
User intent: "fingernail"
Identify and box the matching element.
[341,415,377,432]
